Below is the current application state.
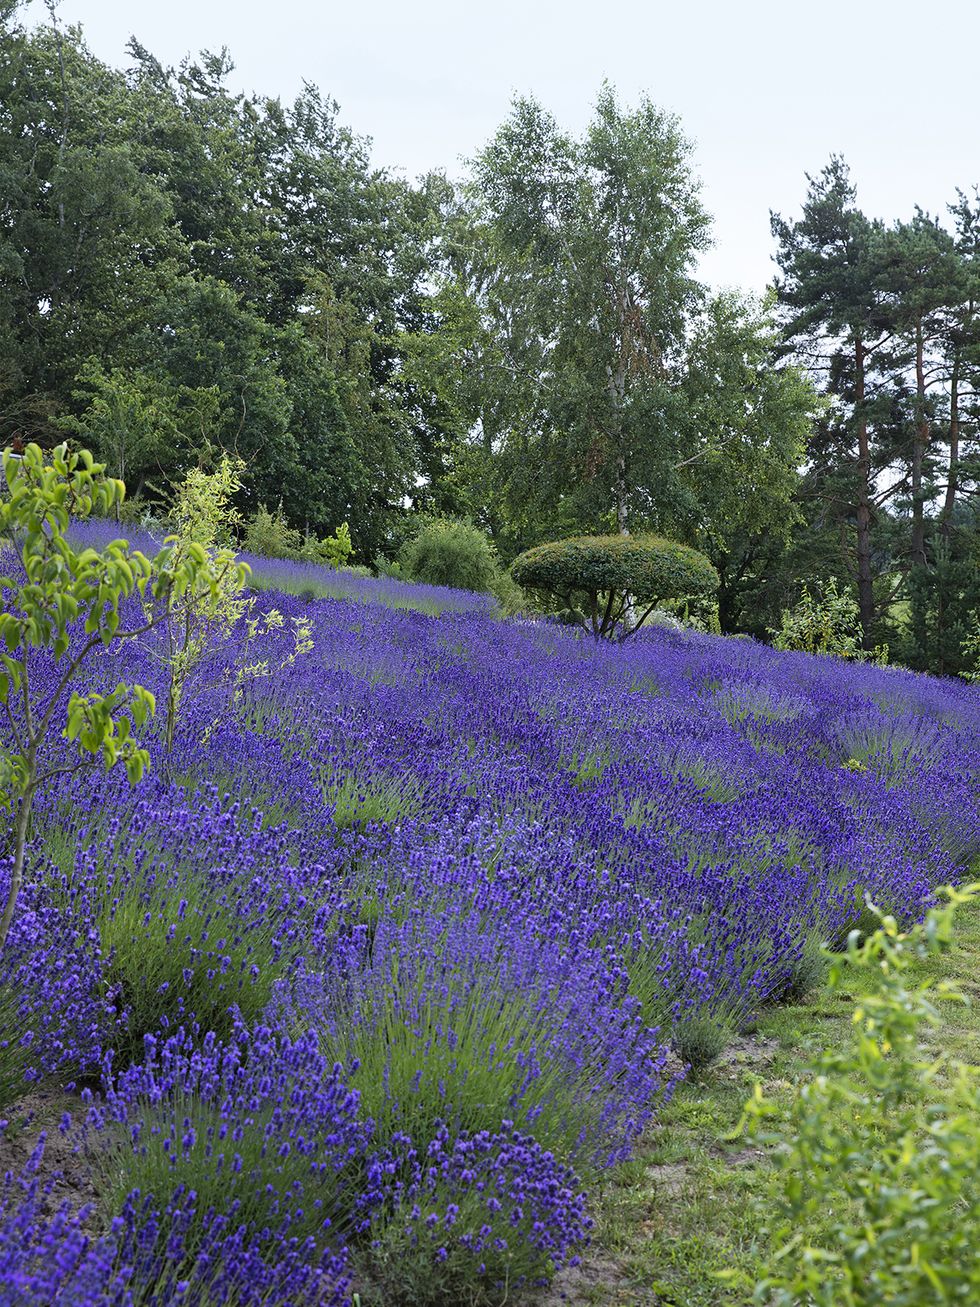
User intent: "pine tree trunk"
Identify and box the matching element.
[941,347,960,540]
[854,337,875,646]
[911,319,929,568]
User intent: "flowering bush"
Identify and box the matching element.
[361,1124,591,1306]
[0,1135,349,1306]
[86,1022,376,1252]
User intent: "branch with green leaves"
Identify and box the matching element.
[0,442,243,951]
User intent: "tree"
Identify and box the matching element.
[464,88,711,540]
[412,92,815,586]
[511,534,718,640]
[942,191,980,536]
[0,9,182,442]
[55,361,204,499]
[771,158,890,647]
[877,212,962,569]
[675,292,819,628]
[0,442,226,951]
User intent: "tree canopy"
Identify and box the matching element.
[3,4,980,674]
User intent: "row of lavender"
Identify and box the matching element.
[3,548,980,1303]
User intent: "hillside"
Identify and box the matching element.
[3,552,980,1302]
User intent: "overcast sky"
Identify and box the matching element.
[22,0,980,293]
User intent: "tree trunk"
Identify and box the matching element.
[614,449,629,536]
[854,337,875,646]
[910,318,929,568]
[606,344,629,537]
[0,789,33,953]
[941,346,960,540]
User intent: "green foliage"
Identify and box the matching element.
[243,502,305,559]
[0,442,157,950]
[512,533,718,640]
[152,461,314,754]
[304,521,354,567]
[400,518,503,594]
[56,361,184,495]
[244,503,354,568]
[959,607,980,683]
[168,454,243,550]
[897,536,980,677]
[151,456,250,753]
[770,577,888,663]
[734,885,980,1306]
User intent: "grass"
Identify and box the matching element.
[558,897,980,1306]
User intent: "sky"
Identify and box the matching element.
[22,0,980,293]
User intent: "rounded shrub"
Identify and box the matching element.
[512,533,718,640]
[400,519,502,594]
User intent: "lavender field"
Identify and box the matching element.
[3,539,980,1304]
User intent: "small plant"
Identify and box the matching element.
[671,1011,731,1074]
[732,883,980,1306]
[304,521,354,567]
[244,503,354,569]
[151,458,314,754]
[244,501,305,559]
[511,533,718,641]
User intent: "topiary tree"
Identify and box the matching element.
[511,534,718,641]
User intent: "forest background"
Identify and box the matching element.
[3,1,980,674]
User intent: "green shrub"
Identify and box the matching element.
[400,518,502,594]
[244,502,304,559]
[244,504,354,568]
[734,884,980,1306]
[302,521,353,567]
[511,533,719,641]
[671,1011,731,1074]
[769,577,887,663]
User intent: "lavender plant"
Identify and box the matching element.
[0,1134,350,1306]
[360,1124,592,1306]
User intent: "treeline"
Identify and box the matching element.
[1,4,978,673]
[773,161,980,673]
